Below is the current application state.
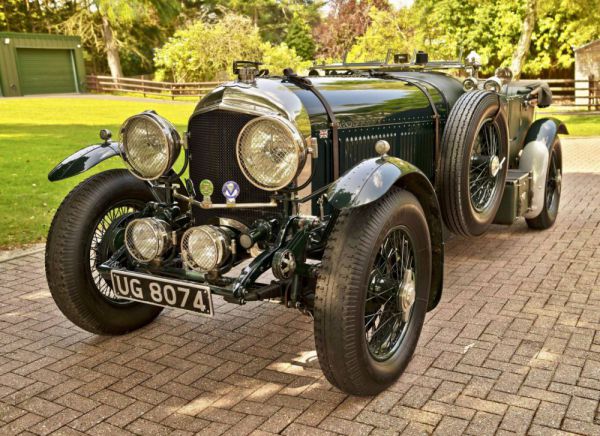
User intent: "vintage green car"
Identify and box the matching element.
[46,54,566,395]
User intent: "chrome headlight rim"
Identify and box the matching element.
[181,225,231,273]
[236,115,307,191]
[124,218,172,263]
[483,77,503,93]
[119,111,181,181]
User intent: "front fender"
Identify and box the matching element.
[327,156,444,311]
[48,141,121,182]
[326,156,423,209]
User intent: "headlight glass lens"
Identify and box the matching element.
[121,113,180,180]
[125,218,171,263]
[181,226,230,272]
[237,117,305,190]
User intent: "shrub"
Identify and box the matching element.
[155,12,312,82]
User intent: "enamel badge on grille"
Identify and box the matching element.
[199,179,214,205]
[222,181,240,206]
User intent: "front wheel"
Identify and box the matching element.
[46,169,163,335]
[314,188,432,396]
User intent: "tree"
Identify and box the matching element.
[315,0,391,61]
[154,13,262,82]
[526,0,600,76]
[195,0,322,45]
[261,42,312,75]
[154,12,311,82]
[511,0,537,78]
[285,12,316,60]
[410,0,600,76]
[0,0,76,33]
[59,0,178,78]
[346,6,414,62]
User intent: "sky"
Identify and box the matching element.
[390,0,415,7]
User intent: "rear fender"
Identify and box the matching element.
[48,141,121,182]
[327,156,444,311]
[519,118,567,219]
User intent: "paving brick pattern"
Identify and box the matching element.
[1,137,599,435]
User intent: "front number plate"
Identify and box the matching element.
[111,270,213,317]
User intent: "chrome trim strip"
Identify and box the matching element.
[173,191,278,209]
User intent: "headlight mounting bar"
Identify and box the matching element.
[173,190,278,210]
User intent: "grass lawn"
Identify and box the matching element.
[539,112,600,137]
[0,97,196,248]
[0,95,598,249]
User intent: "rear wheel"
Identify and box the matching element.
[46,169,163,335]
[439,90,509,237]
[526,139,562,230]
[314,189,431,395]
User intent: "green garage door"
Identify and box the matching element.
[17,48,77,95]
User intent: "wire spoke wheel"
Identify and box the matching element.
[439,90,508,237]
[545,149,561,210]
[469,119,502,213]
[365,227,416,362]
[314,188,430,395]
[87,201,143,303]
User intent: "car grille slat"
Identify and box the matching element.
[187,110,282,226]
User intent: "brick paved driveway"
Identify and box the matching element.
[1,137,599,435]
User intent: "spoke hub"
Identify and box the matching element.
[398,268,415,322]
[489,155,501,177]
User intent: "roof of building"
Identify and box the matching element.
[575,39,600,52]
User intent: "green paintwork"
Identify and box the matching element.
[326,154,444,311]
[326,155,423,209]
[48,141,120,182]
[0,32,85,97]
[284,76,444,130]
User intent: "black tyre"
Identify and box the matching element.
[526,139,562,230]
[314,188,431,396]
[439,90,509,237]
[46,169,163,335]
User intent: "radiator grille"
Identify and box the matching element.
[187,110,282,226]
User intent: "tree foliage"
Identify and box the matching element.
[0,0,76,33]
[285,12,316,60]
[262,42,312,75]
[314,0,390,60]
[346,7,414,62]
[3,0,600,80]
[56,0,178,77]
[154,12,311,82]
[410,0,600,75]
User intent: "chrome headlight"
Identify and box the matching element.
[120,111,181,180]
[236,116,306,191]
[463,77,478,91]
[181,226,231,272]
[483,77,502,93]
[125,218,172,263]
